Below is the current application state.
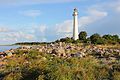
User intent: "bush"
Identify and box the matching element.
[3,72,22,80]
[79,31,87,41]
[113,71,120,80]
[60,37,74,43]
[102,34,119,44]
[72,39,81,44]
[90,33,105,44]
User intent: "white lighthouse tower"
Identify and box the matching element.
[73,8,79,40]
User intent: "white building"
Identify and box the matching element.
[73,8,79,40]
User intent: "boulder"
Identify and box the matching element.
[51,48,65,57]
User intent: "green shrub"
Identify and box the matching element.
[60,37,74,43]
[90,33,105,44]
[3,72,22,80]
[113,71,120,80]
[79,31,87,41]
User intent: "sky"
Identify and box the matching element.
[0,0,120,44]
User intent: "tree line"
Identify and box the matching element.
[57,31,120,45]
[15,42,49,45]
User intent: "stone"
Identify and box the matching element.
[38,49,43,52]
[6,52,12,56]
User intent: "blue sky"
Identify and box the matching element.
[0,0,120,44]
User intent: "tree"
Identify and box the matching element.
[60,37,74,43]
[90,33,104,44]
[112,35,119,42]
[102,34,113,40]
[102,34,119,44]
[79,31,87,41]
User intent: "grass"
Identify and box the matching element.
[0,49,120,80]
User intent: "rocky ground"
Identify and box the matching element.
[0,42,120,67]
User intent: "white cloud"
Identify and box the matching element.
[0,24,48,44]
[6,31,35,40]
[20,10,41,17]
[116,5,120,13]
[2,37,18,42]
[31,24,47,35]
[88,9,107,17]
[55,20,73,38]
[79,9,107,27]
[109,2,120,13]
[35,25,47,41]
[103,0,120,13]
[24,24,47,42]
[56,20,72,33]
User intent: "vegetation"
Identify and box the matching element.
[54,31,120,45]
[102,34,120,44]
[15,42,50,45]
[59,37,74,43]
[1,50,120,80]
[78,31,87,42]
[90,33,105,44]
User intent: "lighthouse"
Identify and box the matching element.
[73,8,79,40]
